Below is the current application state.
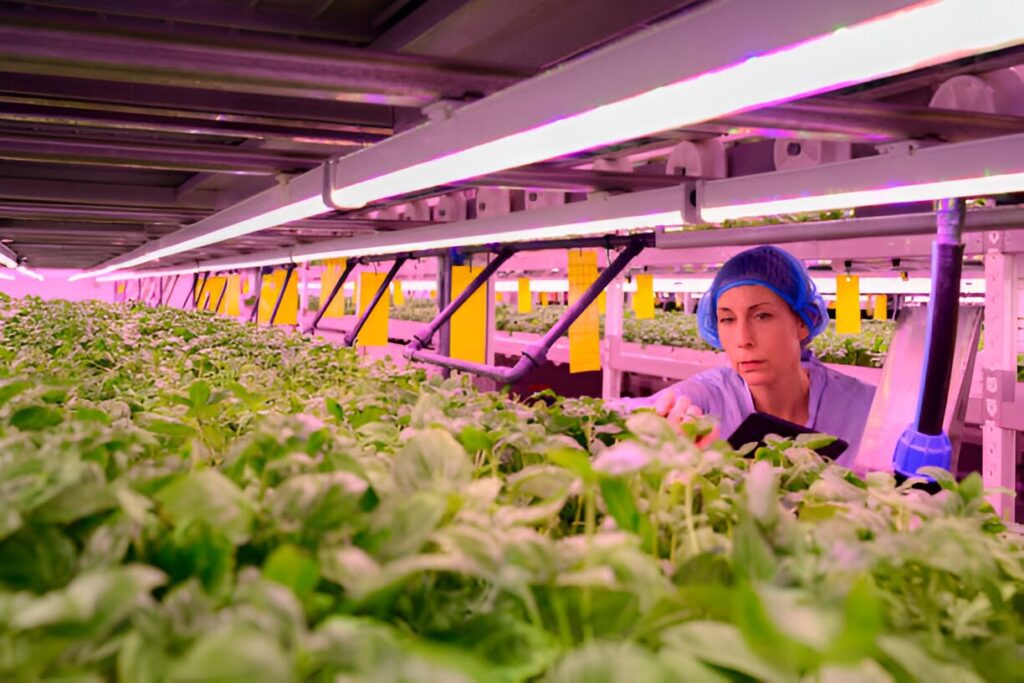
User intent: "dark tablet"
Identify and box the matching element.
[727,411,848,460]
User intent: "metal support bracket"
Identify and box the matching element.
[343,257,407,347]
[405,238,646,385]
[268,264,296,326]
[305,258,358,334]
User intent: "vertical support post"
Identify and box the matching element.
[602,276,626,400]
[480,254,499,392]
[269,265,296,326]
[982,232,1017,521]
[437,254,453,377]
[182,273,198,309]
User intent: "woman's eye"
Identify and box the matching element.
[755,312,772,321]
[718,317,733,324]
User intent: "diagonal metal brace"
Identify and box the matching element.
[343,257,406,347]
[182,272,199,309]
[305,258,358,334]
[405,238,645,384]
[406,248,515,355]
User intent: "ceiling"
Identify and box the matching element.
[1,0,1023,269]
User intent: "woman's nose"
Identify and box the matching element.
[736,319,755,347]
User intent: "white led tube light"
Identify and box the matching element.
[74,0,1024,279]
[696,133,1024,222]
[98,186,685,280]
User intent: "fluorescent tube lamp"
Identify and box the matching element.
[697,133,1024,222]
[0,271,14,281]
[16,266,44,281]
[71,0,1024,278]
[329,0,1024,209]
[101,187,686,281]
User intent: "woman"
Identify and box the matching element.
[632,245,876,463]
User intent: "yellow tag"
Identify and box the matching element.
[450,265,486,363]
[241,277,249,295]
[357,271,388,346]
[835,274,861,334]
[116,283,125,294]
[633,273,655,319]
[568,250,601,373]
[257,272,278,324]
[205,276,226,313]
[275,270,298,325]
[873,294,887,321]
[194,277,210,307]
[517,278,532,313]
[429,289,436,299]
[392,279,405,307]
[224,275,241,316]
[320,260,347,319]
[495,291,503,303]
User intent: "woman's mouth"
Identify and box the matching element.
[739,360,765,370]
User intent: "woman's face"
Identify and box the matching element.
[715,285,808,386]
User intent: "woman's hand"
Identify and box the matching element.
[653,392,720,448]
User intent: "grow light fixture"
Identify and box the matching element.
[72,0,1024,279]
[328,0,1024,210]
[103,187,685,280]
[695,133,1024,222]
[0,271,14,281]
[16,266,44,281]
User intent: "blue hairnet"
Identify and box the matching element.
[696,245,829,350]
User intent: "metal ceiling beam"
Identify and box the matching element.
[457,166,684,192]
[9,0,376,43]
[0,73,402,127]
[0,178,219,209]
[0,97,390,146]
[0,15,530,107]
[0,133,326,175]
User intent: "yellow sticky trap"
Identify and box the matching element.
[568,250,601,373]
[224,275,241,316]
[357,271,388,347]
[633,273,655,319]
[598,290,607,315]
[116,283,125,294]
[539,291,547,308]
[450,265,486,363]
[257,272,278,324]
[321,260,348,319]
[194,277,210,307]
[392,279,405,307]
[873,294,887,321]
[275,270,298,325]
[205,276,226,313]
[495,291,503,303]
[517,278,532,313]
[241,277,250,295]
[835,274,861,334]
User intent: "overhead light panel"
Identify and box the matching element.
[72,0,1024,279]
[695,133,1024,222]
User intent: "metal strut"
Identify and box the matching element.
[268,264,296,326]
[405,238,646,385]
[343,258,406,347]
[182,272,199,309]
[305,258,358,334]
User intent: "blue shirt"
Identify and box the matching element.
[620,354,875,465]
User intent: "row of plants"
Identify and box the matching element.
[0,293,1021,681]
